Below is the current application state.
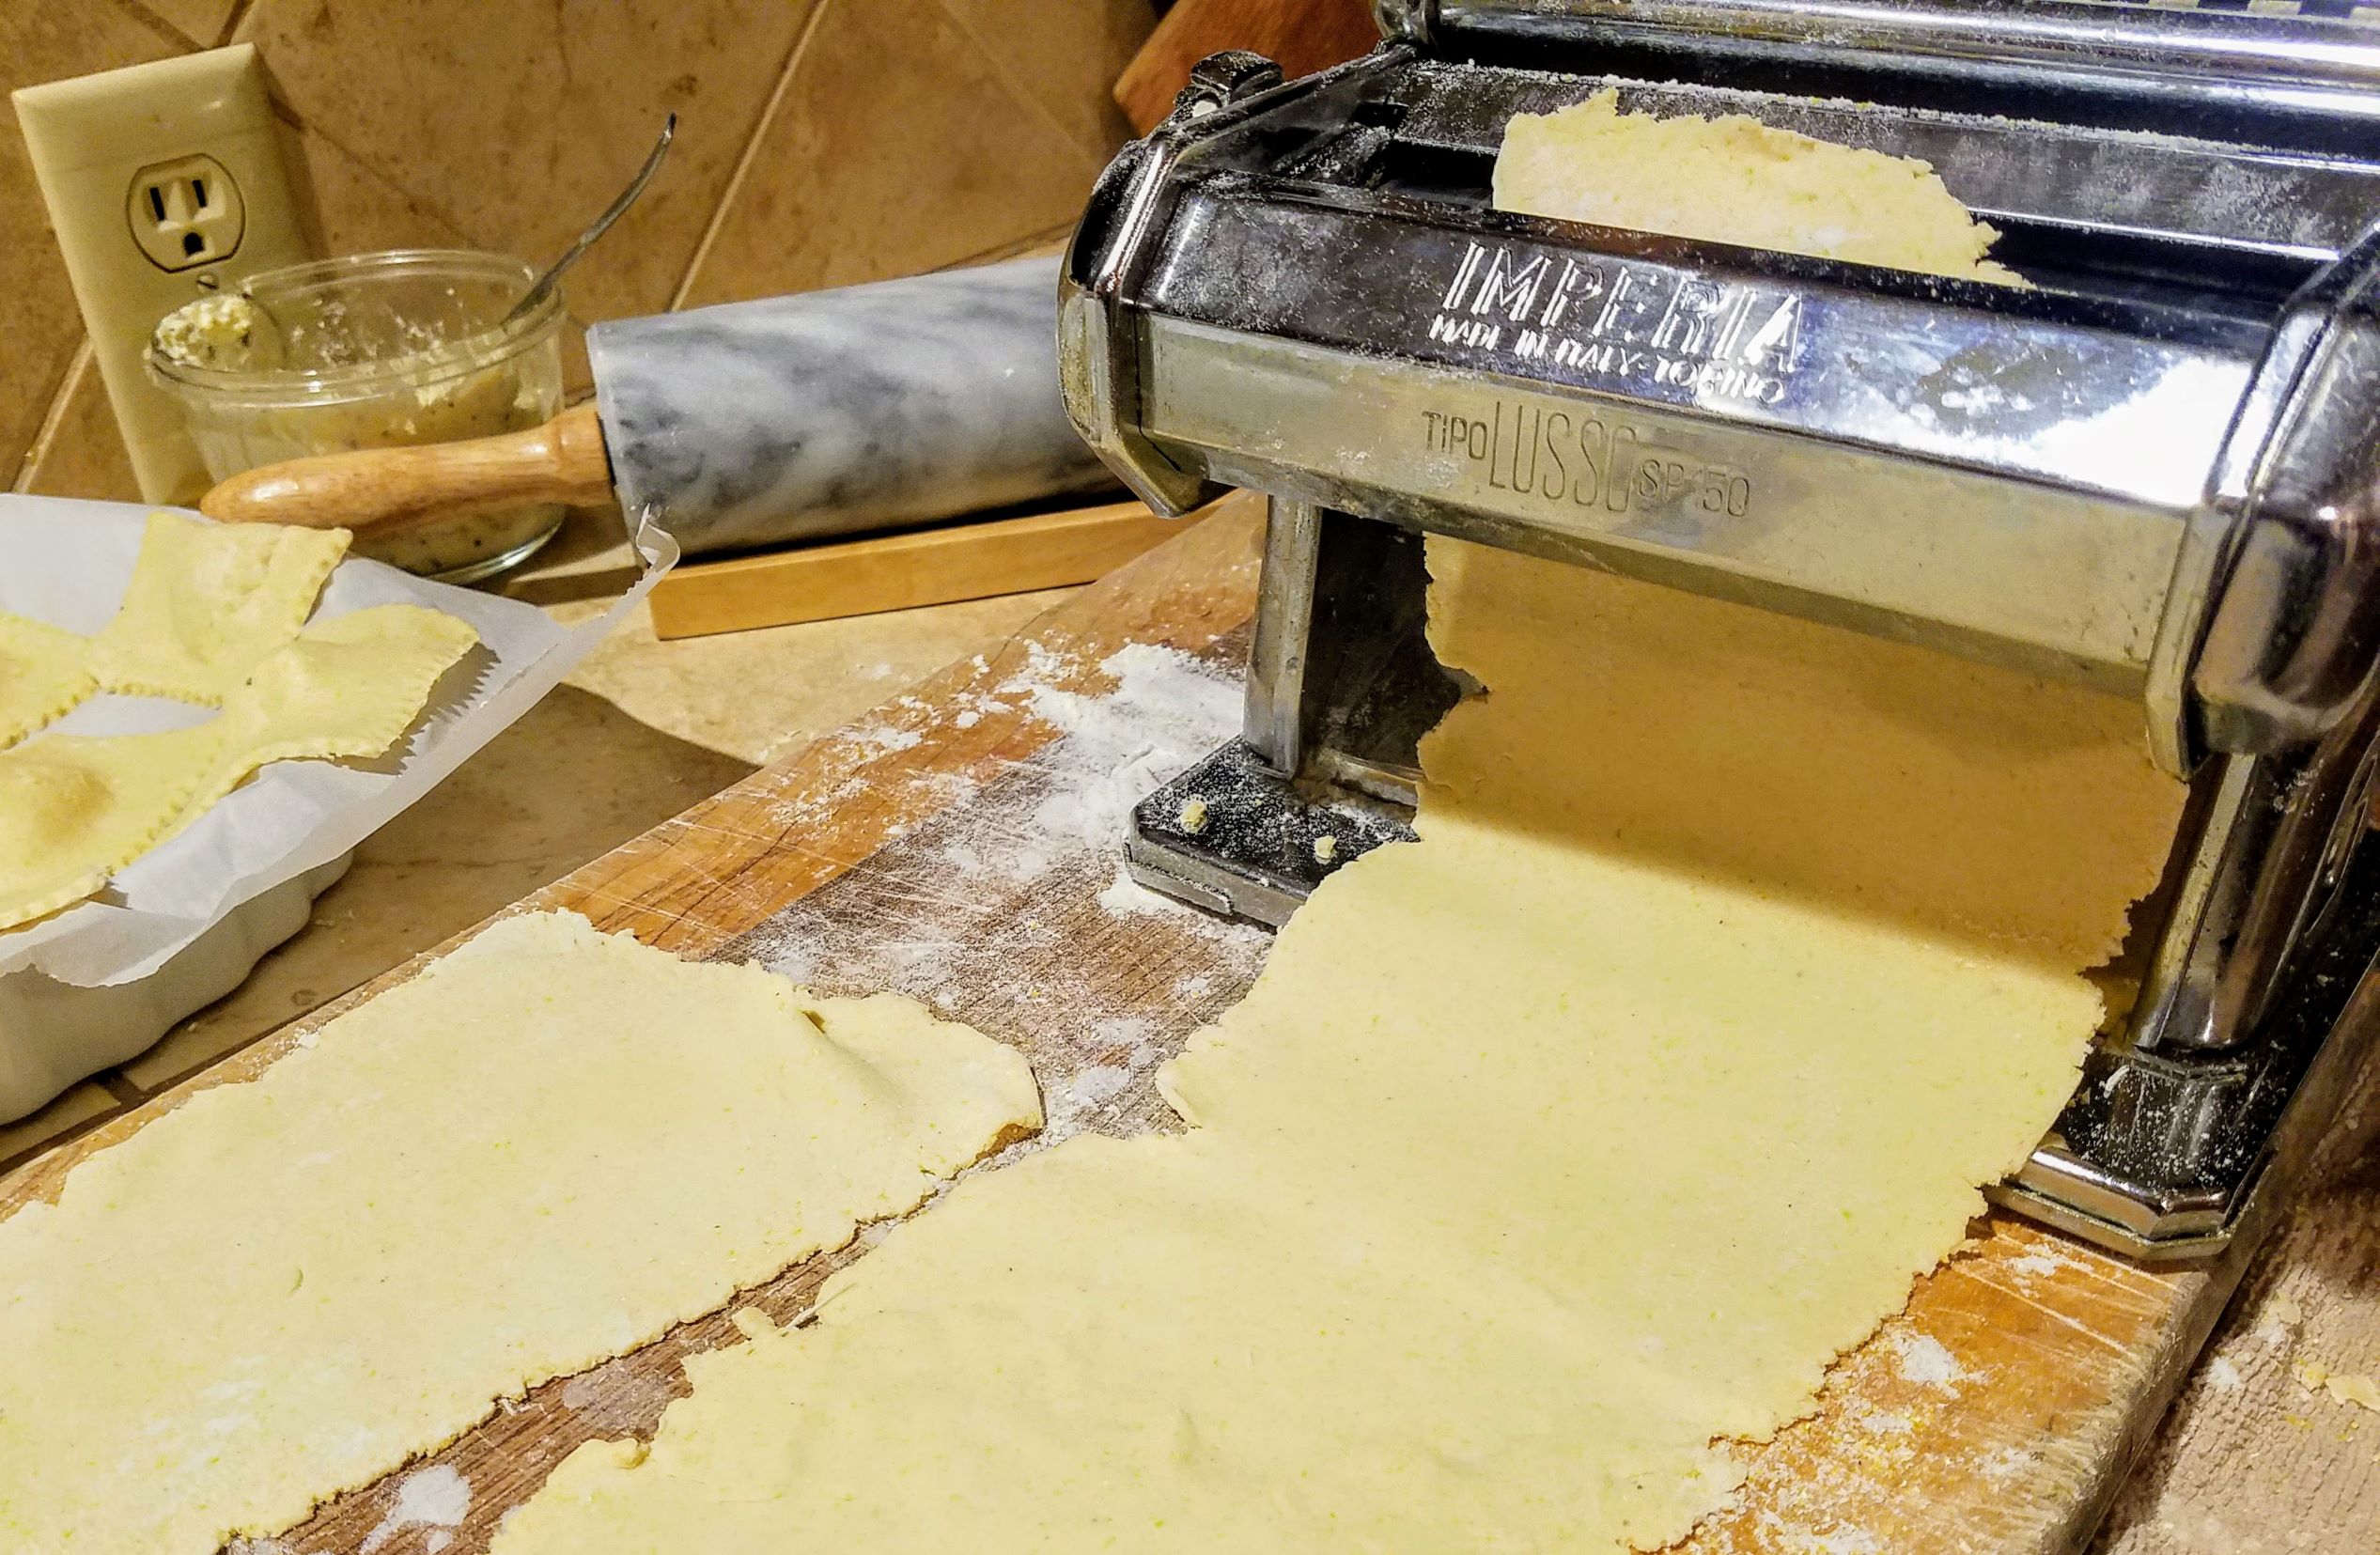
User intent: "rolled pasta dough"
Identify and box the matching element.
[0,910,1042,1553]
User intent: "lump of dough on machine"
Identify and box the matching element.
[0,910,1042,1555]
[1495,88,2022,284]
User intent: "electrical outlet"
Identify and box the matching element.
[129,153,246,272]
[15,46,309,505]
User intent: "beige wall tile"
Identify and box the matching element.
[16,346,140,501]
[935,0,1151,162]
[279,116,474,257]
[239,0,822,326]
[133,0,241,47]
[0,6,184,489]
[679,0,1099,309]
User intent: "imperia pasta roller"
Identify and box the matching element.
[1058,0,2380,1259]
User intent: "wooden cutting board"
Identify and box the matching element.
[0,493,2342,1553]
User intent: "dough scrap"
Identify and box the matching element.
[0,910,1042,1554]
[0,613,94,748]
[0,724,224,930]
[491,101,2179,1553]
[86,511,350,704]
[1495,88,2022,283]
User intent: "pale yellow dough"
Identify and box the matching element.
[183,602,481,813]
[491,100,2180,1553]
[86,510,350,703]
[0,910,1042,1554]
[0,614,94,749]
[0,603,475,931]
[0,724,223,930]
[1496,88,2022,283]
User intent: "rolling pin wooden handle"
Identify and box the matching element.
[197,402,614,535]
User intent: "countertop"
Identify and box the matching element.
[3,504,2376,1552]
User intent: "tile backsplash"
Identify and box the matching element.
[3,0,1153,502]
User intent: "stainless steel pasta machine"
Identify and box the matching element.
[1057,0,2380,1260]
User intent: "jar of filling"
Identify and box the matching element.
[148,249,568,584]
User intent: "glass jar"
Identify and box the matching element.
[148,249,568,584]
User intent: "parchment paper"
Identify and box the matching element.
[0,495,676,988]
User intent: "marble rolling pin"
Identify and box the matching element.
[198,256,1119,559]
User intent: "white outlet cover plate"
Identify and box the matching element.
[14,45,309,504]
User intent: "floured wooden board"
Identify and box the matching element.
[2,494,2373,1553]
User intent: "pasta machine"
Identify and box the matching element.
[1057,0,2380,1261]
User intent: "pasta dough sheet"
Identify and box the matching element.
[0,910,1043,1554]
[493,96,2182,1554]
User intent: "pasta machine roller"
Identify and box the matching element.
[1057,0,2380,1260]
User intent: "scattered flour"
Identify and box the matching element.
[2006,1247,2077,1280]
[358,1464,470,1554]
[1048,1063,1137,1139]
[1801,1530,1881,1555]
[1979,1445,2035,1484]
[747,639,1263,1022]
[1007,643,1240,864]
[1886,1330,1968,1390]
[2204,1354,2243,1392]
[840,722,925,757]
[558,1355,681,1439]
[2257,1289,2306,1347]
[1098,865,1203,919]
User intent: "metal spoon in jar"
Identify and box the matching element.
[500,114,677,330]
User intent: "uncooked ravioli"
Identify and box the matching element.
[0,524,478,931]
[181,602,481,814]
[86,510,350,704]
[488,96,2183,1554]
[0,910,1043,1554]
[0,724,223,929]
[0,613,94,748]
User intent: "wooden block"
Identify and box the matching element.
[646,502,1191,640]
[1114,0,1381,134]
